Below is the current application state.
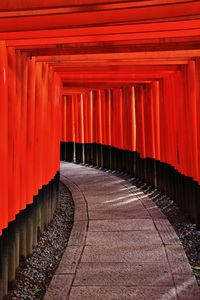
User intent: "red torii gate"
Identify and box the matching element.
[0,1,200,285]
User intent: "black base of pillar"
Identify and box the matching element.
[0,172,60,299]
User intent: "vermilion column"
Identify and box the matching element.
[159,79,168,165]
[107,89,112,147]
[52,72,62,172]
[151,81,160,161]
[27,57,36,204]
[126,86,136,153]
[83,93,89,144]
[40,63,48,183]
[7,47,17,221]
[143,84,154,159]
[187,61,199,182]
[88,90,93,145]
[174,69,187,176]
[35,62,43,190]
[0,41,8,234]
[136,84,146,159]
[195,59,200,185]
[49,68,58,175]
[93,90,102,146]
[100,89,106,146]
[80,93,85,145]
[122,87,129,151]
[169,73,180,169]
[21,53,28,209]
[162,76,173,166]
[15,50,23,208]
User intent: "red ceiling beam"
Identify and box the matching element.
[5,28,200,47]
[2,19,200,40]
[62,82,154,89]
[51,65,180,72]
[0,0,195,12]
[40,50,200,61]
[1,2,200,32]
[48,60,188,67]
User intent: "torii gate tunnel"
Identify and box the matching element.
[0,0,200,297]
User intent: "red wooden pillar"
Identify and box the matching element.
[107,89,112,148]
[119,88,124,151]
[178,67,191,176]
[124,86,136,175]
[121,87,128,171]
[52,72,62,173]
[195,59,200,186]
[48,66,55,176]
[21,53,28,209]
[78,93,84,162]
[41,62,49,183]
[88,90,94,164]
[83,92,90,164]
[122,87,129,152]
[35,62,43,191]
[151,81,160,162]
[162,77,170,165]
[151,80,160,186]
[26,56,36,204]
[92,89,103,166]
[159,79,168,166]
[187,61,199,182]
[135,84,146,178]
[7,47,17,221]
[143,84,153,158]
[140,85,146,160]
[15,50,23,208]
[0,41,8,234]
[83,93,89,145]
[110,88,117,170]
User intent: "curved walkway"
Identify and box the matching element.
[45,162,200,300]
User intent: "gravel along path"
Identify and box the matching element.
[6,182,74,300]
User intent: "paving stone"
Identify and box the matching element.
[84,191,116,197]
[165,245,193,275]
[81,244,168,263]
[88,208,151,220]
[56,246,83,274]
[69,286,177,300]
[68,221,87,246]
[155,219,181,245]
[86,230,162,246]
[173,274,200,300]
[88,219,156,232]
[87,196,143,210]
[73,262,174,286]
[44,274,73,300]
[84,193,132,205]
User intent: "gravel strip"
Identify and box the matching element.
[6,182,74,300]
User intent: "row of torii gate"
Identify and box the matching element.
[0,3,200,294]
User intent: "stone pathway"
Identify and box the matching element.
[45,162,200,300]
